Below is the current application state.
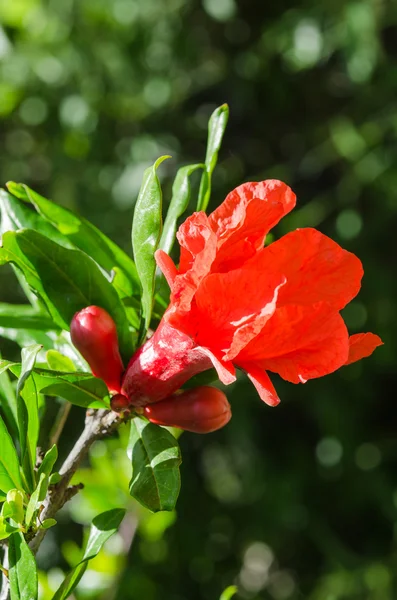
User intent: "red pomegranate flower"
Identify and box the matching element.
[121,180,382,407]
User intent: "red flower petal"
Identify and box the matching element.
[209,180,296,272]
[168,212,218,318]
[238,364,280,406]
[155,249,178,288]
[345,333,383,365]
[262,228,363,310]
[193,250,286,358]
[237,303,349,383]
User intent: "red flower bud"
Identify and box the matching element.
[110,393,130,413]
[143,386,231,434]
[70,306,124,394]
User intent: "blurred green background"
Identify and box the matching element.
[0,0,396,598]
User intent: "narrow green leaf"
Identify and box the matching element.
[82,508,126,561]
[6,182,141,324]
[46,350,76,372]
[0,229,133,362]
[16,345,41,492]
[197,104,229,212]
[0,366,19,439]
[132,156,170,337]
[0,359,18,375]
[52,508,125,600]
[220,586,238,600]
[159,163,204,256]
[8,531,38,600]
[37,445,58,480]
[128,418,181,512]
[0,189,72,248]
[25,473,49,528]
[0,414,23,494]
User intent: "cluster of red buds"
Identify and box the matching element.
[70,306,231,433]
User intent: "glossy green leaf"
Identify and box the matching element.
[0,414,23,494]
[7,182,141,326]
[37,445,58,480]
[16,345,41,492]
[0,367,18,439]
[0,359,18,375]
[128,418,181,512]
[0,229,133,363]
[220,586,238,600]
[159,163,204,256]
[197,104,229,212]
[10,364,110,409]
[132,156,170,337]
[52,508,125,600]
[0,189,72,248]
[25,473,48,528]
[17,344,42,397]
[46,350,76,372]
[8,531,38,600]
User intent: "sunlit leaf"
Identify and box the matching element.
[0,414,23,494]
[197,104,229,212]
[8,531,38,600]
[128,418,181,512]
[132,156,170,338]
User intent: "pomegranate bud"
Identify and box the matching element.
[70,306,124,394]
[110,393,130,413]
[144,386,231,434]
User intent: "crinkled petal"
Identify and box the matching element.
[237,303,349,383]
[238,363,280,406]
[209,180,296,272]
[345,333,383,366]
[168,212,218,320]
[262,228,363,310]
[155,249,178,288]
[177,211,217,274]
[192,250,286,358]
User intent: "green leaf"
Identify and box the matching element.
[197,104,229,212]
[0,303,56,331]
[10,365,110,409]
[2,490,25,524]
[0,189,72,248]
[7,182,141,326]
[128,418,181,512]
[37,445,58,480]
[8,531,38,600]
[0,414,23,494]
[82,508,126,560]
[40,518,57,529]
[0,229,133,363]
[0,359,18,375]
[46,350,76,372]
[25,473,49,528]
[16,345,41,492]
[0,366,19,439]
[220,586,238,600]
[159,163,204,256]
[17,344,42,397]
[0,516,19,540]
[132,156,170,338]
[52,508,125,600]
